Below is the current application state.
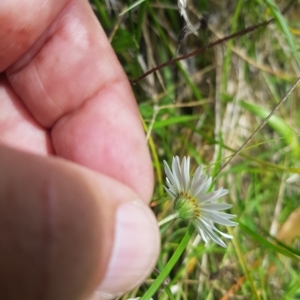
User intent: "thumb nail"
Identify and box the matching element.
[96,201,160,299]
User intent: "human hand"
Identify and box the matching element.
[0,0,160,299]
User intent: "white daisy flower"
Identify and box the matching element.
[163,156,237,247]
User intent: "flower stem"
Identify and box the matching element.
[158,212,179,227]
[140,224,195,300]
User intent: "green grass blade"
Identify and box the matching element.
[164,285,175,300]
[119,0,147,16]
[141,118,164,196]
[152,115,201,129]
[264,0,300,67]
[140,224,194,300]
[91,0,110,29]
[239,222,300,261]
[240,101,299,157]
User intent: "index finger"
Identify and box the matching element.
[3,0,153,202]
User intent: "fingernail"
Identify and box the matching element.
[96,201,160,299]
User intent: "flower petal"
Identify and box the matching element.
[164,185,177,199]
[195,219,227,247]
[199,188,228,203]
[202,213,237,226]
[193,176,212,199]
[201,203,232,211]
[164,160,181,193]
[210,224,233,239]
[181,157,191,192]
[173,156,184,191]
[190,165,203,194]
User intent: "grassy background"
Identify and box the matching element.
[92,0,300,299]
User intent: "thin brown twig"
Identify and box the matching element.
[130,18,273,84]
[130,0,295,85]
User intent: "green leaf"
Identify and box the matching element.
[111,28,139,53]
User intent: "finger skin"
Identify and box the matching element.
[0,1,158,297]
[0,75,53,155]
[0,145,110,300]
[2,0,153,202]
[0,0,70,72]
[0,145,160,300]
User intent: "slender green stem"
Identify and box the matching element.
[140,224,195,300]
[158,213,179,227]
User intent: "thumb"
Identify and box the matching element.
[0,145,160,300]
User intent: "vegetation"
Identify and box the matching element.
[92,0,300,299]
